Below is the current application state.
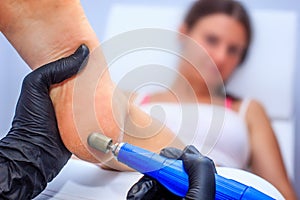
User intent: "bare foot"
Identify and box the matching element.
[0,0,183,171]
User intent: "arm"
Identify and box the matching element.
[0,1,183,169]
[247,100,297,199]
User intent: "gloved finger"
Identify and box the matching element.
[182,153,216,200]
[182,145,201,156]
[24,44,89,90]
[183,145,217,174]
[127,176,159,200]
[127,176,181,200]
[159,145,203,160]
[14,45,89,129]
[159,147,184,160]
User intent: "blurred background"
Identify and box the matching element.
[0,0,299,196]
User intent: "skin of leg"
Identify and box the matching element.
[0,0,183,170]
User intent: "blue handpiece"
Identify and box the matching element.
[117,143,275,200]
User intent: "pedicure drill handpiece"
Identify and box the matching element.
[87,132,274,199]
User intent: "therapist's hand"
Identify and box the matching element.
[126,145,216,200]
[0,44,89,199]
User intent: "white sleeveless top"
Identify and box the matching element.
[135,94,251,169]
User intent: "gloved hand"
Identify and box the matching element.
[0,44,89,199]
[127,145,216,200]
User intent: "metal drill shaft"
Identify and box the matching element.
[87,132,114,153]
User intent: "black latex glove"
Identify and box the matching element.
[0,44,89,199]
[127,145,216,200]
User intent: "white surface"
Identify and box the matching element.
[217,167,284,199]
[0,34,30,138]
[272,120,295,181]
[103,4,188,40]
[34,159,143,200]
[35,159,283,199]
[226,11,297,120]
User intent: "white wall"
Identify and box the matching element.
[0,35,30,136]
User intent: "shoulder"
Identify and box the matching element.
[230,97,265,113]
[245,99,271,127]
[232,98,273,137]
[230,98,269,121]
[247,99,268,116]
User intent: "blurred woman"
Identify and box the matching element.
[134,0,297,199]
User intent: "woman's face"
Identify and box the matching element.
[182,13,247,83]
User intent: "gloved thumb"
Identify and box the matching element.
[181,150,216,200]
[28,44,89,88]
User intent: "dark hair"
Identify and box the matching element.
[184,0,252,64]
